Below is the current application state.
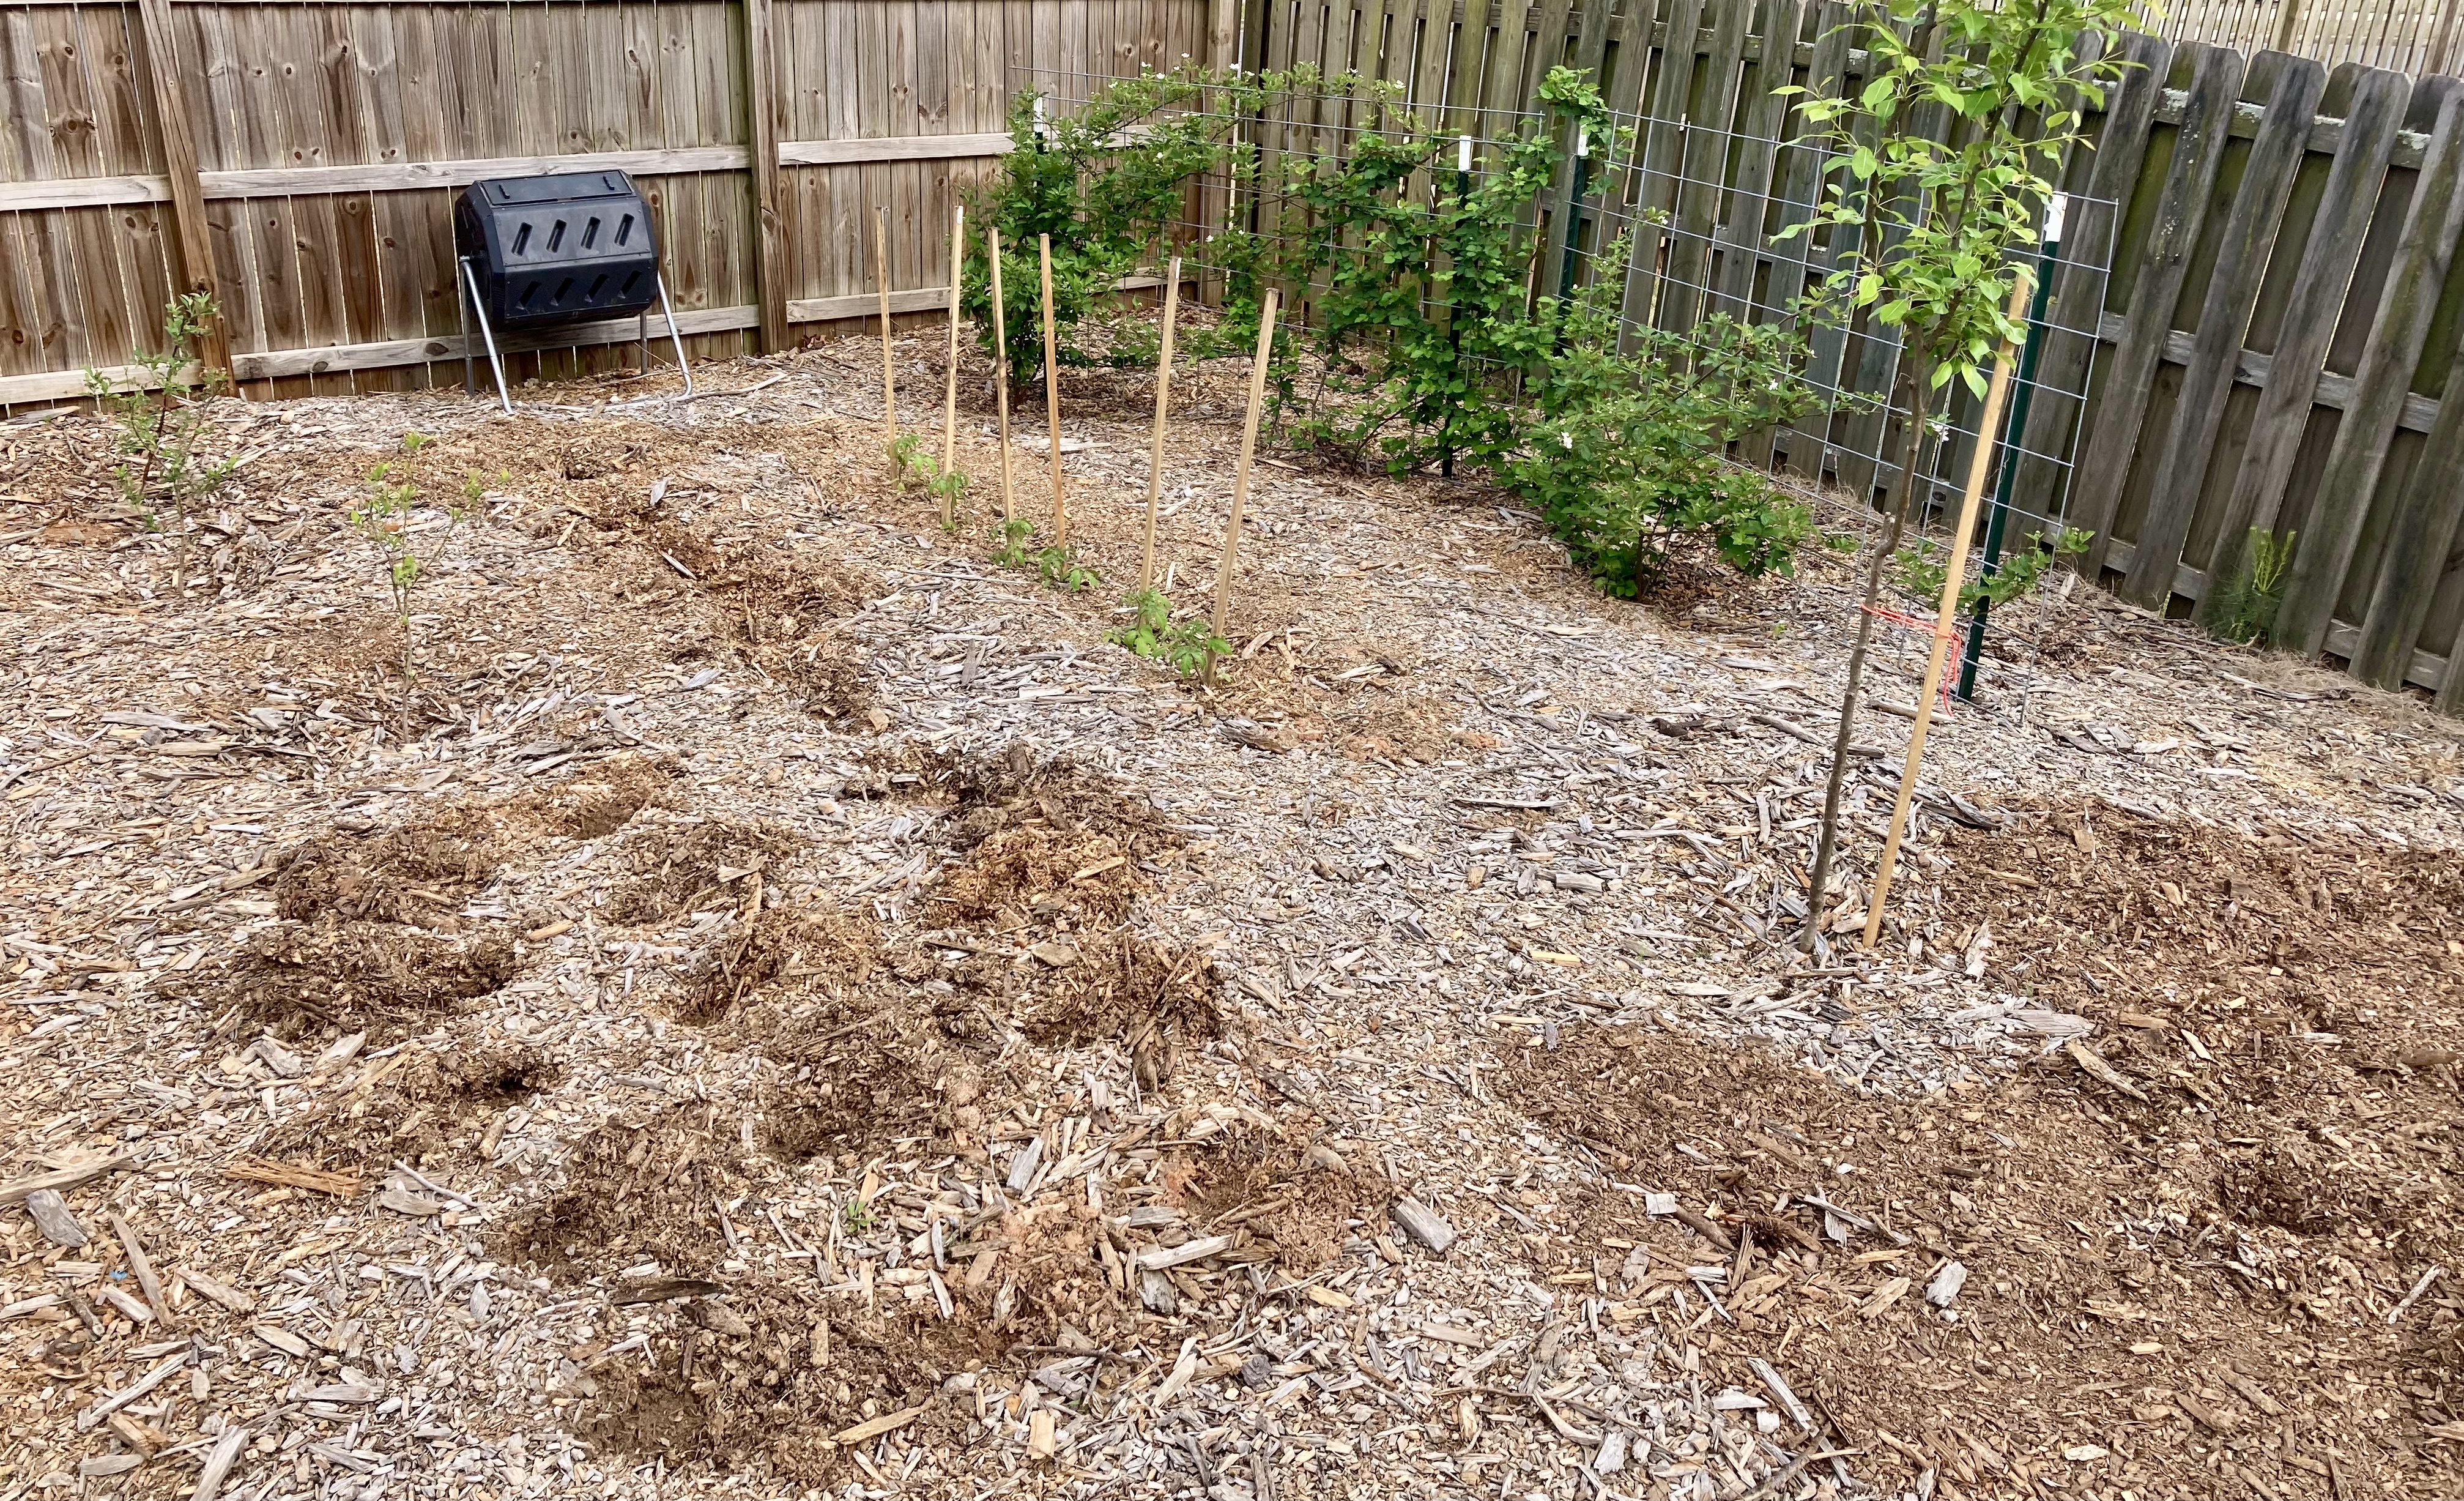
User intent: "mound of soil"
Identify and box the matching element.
[1496,1015,2464,1500]
[512,755,678,839]
[1018,933,1221,1070]
[576,1281,997,1488]
[196,923,516,1043]
[493,1109,747,1279]
[939,744,1178,862]
[757,988,986,1162]
[678,906,878,1025]
[1171,1130,1391,1273]
[607,818,801,926]
[273,818,499,925]
[265,1036,564,1168]
[1932,800,2464,1027]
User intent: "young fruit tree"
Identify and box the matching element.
[1784,0,2147,945]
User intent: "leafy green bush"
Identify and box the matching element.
[1110,588,1228,676]
[1891,525,2090,613]
[966,65,1822,592]
[1214,68,1617,474]
[84,294,238,584]
[963,73,1256,382]
[1507,242,1820,590]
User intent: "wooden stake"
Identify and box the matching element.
[1039,234,1066,543]
[875,206,896,446]
[1860,273,2036,952]
[1138,255,1183,594]
[940,203,965,524]
[988,226,1015,522]
[1206,288,1279,684]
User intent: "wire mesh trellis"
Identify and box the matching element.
[1011,67,2118,712]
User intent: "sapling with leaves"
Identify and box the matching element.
[84,293,239,589]
[351,460,469,688]
[1779,0,2148,944]
[1111,589,1230,676]
[1892,524,2090,611]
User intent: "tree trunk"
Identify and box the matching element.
[1802,350,1935,949]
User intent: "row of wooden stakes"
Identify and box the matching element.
[871,204,1280,679]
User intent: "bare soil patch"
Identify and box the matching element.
[492,1107,748,1281]
[576,1280,998,1489]
[1497,1006,2464,1500]
[273,815,499,925]
[508,754,679,838]
[1173,1129,1392,1274]
[189,923,518,1043]
[606,817,801,926]
[265,1034,564,1168]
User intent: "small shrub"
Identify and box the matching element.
[1506,240,1822,593]
[887,432,933,488]
[351,461,466,685]
[990,516,1037,570]
[1110,588,1228,676]
[1891,525,2090,613]
[1037,545,1100,593]
[963,72,1267,383]
[2203,527,2296,646]
[84,293,238,584]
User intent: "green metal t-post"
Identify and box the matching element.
[1443,134,1472,479]
[1556,122,1592,305]
[1955,211,2064,702]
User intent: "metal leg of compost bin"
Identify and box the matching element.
[655,271,695,398]
[459,257,512,414]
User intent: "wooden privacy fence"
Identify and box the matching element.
[1237,0,2464,709]
[0,0,1231,404]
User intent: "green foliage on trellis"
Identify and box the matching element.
[964,64,1822,589]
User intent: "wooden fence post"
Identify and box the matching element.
[133,0,232,381]
[743,0,789,352]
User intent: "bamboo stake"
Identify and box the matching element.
[1138,255,1183,594]
[1860,273,2035,952]
[1206,288,1279,685]
[1039,233,1066,543]
[940,203,964,524]
[988,226,1015,521]
[875,206,895,446]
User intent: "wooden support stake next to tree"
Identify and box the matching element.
[876,206,896,444]
[988,226,1015,521]
[1139,255,1184,593]
[1040,233,1067,543]
[1206,288,1280,686]
[1860,274,2034,952]
[940,203,965,525]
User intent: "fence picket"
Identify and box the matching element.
[2005,29,2170,534]
[2205,64,2408,565]
[1707,0,1800,326]
[2121,50,2326,607]
[2274,75,2464,652]
[2074,40,2247,575]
